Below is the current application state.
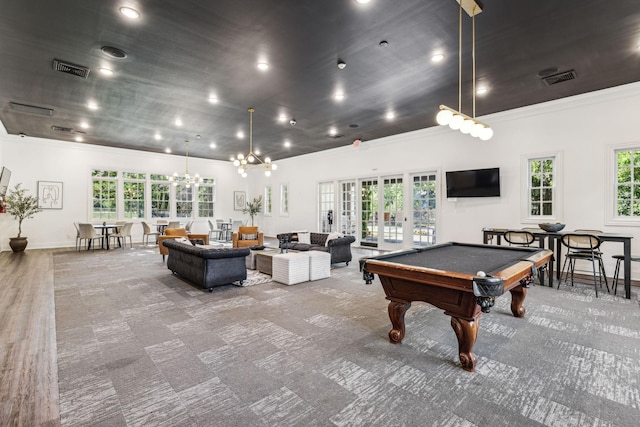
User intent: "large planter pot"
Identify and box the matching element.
[9,237,28,252]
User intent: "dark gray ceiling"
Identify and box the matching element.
[1,0,639,161]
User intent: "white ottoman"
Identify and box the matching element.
[307,251,331,280]
[272,253,310,285]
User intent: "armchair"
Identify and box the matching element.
[232,226,264,248]
[158,228,210,261]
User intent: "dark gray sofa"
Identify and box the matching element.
[163,239,250,291]
[276,232,356,265]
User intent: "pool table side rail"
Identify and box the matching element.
[362,249,552,293]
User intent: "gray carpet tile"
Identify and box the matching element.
[52,245,640,426]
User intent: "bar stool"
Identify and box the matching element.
[611,254,640,295]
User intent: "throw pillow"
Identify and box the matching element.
[298,231,311,244]
[242,233,258,240]
[325,232,344,246]
[175,236,193,245]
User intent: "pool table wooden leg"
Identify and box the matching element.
[450,316,479,372]
[509,286,527,318]
[388,300,411,343]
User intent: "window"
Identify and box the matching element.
[614,148,640,218]
[150,175,170,218]
[412,173,437,247]
[123,172,145,219]
[198,178,216,217]
[92,170,117,220]
[280,184,288,216]
[175,185,193,218]
[521,152,561,222]
[264,186,272,215]
[318,182,334,232]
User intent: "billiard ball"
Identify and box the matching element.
[476,271,486,277]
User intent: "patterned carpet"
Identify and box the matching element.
[52,246,640,426]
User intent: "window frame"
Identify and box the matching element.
[520,151,563,224]
[606,141,640,226]
[264,185,272,216]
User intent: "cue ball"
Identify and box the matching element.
[476,271,486,277]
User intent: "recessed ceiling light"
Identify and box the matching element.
[257,62,270,71]
[237,131,244,139]
[79,121,89,129]
[356,0,371,4]
[165,148,171,153]
[175,118,182,127]
[476,87,489,95]
[431,53,445,62]
[278,114,287,122]
[284,140,291,148]
[255,149,261,156]
[209,142,216,149]
[208,95,218,104]
[386,112,395,120]
[154,133,162,140]
[337,60,346,69]
[75,135,83,142]
[87,101,98,110]
[98,67,114,76]
[119,7,140,19]
[329,127,337,136]
[334,92,345,101]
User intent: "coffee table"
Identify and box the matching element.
[255,249,297,275]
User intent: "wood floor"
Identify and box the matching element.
[0,250,60,427]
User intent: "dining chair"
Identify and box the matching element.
[109,222,133,249]
[503,230,535,247]
[611,254,640,296]
[77,223,103,251]
[185,220,194,232]
[142,221,160,245]
[73,222,81,251]
[208,219,224,241]
[167,220,180,230]
[559,233,609,297]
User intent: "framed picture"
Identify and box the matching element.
[234,191,246,211]
[38,181,63,209]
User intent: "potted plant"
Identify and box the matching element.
[242,195,263,226]
[3,183,42,252]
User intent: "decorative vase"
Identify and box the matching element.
[9,237,28,252]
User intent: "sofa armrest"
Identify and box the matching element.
[327,235,356,247]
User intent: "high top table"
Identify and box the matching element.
[483,228,634,299]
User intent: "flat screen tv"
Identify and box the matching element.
[0,167,11,197]
[446,167,500,198]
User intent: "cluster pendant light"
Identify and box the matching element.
[169,139,201,188]
[436,0,493,141]
[231,108,277,177]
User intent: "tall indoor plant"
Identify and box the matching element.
[243,195,263,226]
[4,183,42,252]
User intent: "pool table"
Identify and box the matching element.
[360,242,553,372]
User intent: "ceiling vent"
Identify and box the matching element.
[541,69,577,86]
[53,59,90,78]
[51,125,74,133]
[9,102,54,116]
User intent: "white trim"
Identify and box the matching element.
[605,141,640,226]
[520,150,563,224]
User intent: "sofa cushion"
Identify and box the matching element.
[298,232,311,244]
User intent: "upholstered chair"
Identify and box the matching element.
[158,228,210,261]
[232,226,264,248]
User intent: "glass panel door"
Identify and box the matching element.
[412,173,437,247]
[318,182,334,232]
[339,180,357,236]
[381,176,404,250]
[360,178,378,247]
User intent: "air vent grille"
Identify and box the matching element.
[9,102,54,116]
[51,125,74,133]
[542,70,577,86]
[53,59,90,78]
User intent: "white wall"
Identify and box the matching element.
[0,136,248,251]
[3,82,640,277]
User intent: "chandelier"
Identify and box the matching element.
[231,107,277,177]
[436,0,493,141]
[169,139,201,188]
